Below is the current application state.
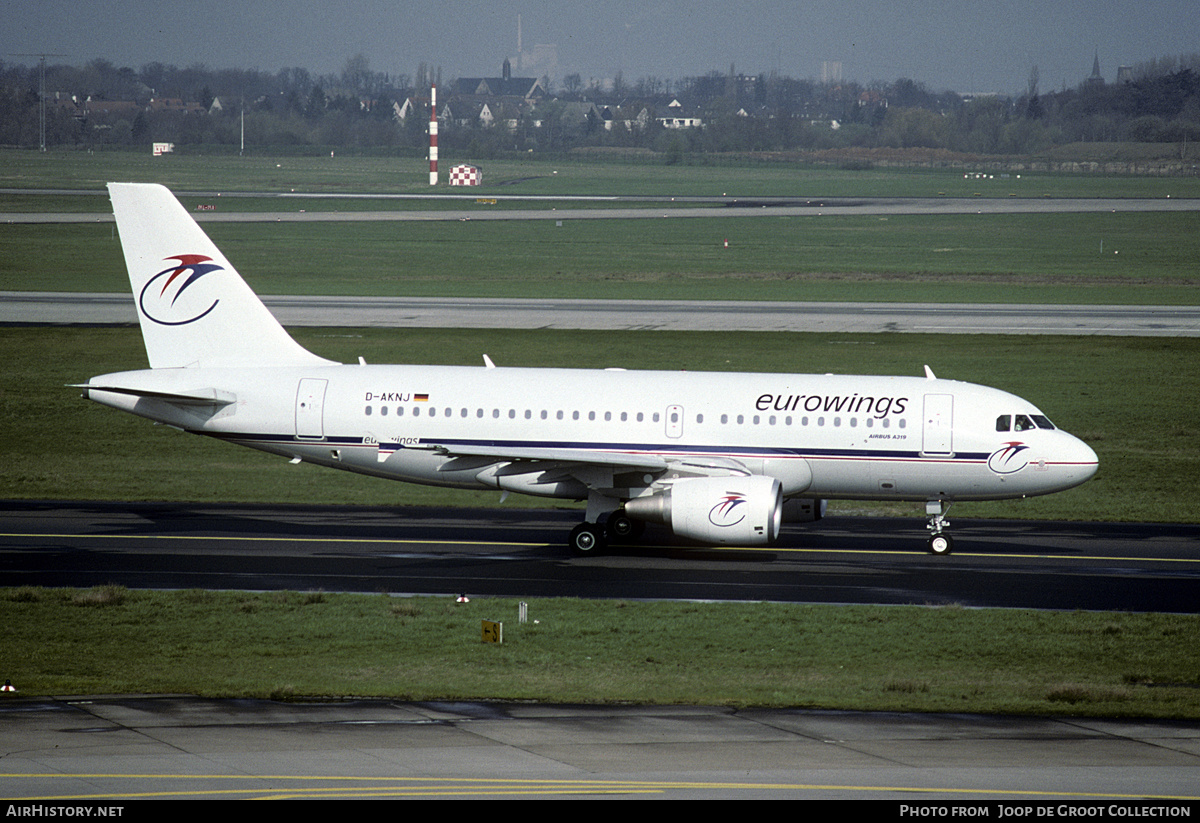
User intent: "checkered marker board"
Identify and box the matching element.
[449,165,481,186]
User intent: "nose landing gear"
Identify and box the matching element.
[926,500,953,555]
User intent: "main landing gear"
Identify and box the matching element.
[568,510,645,554]
[926,500,953,555]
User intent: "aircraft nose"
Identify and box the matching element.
[1063,433,1099,484]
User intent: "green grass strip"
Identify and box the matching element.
[4,587,1198,717]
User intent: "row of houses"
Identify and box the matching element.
[394,60,706,133]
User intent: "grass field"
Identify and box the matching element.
[4,587,1199,716]
[4,147,1200,198]
[3,148,1197,304]
[3,211,1199,304]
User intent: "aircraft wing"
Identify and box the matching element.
[424,442,754,481]
[426,442,670,471]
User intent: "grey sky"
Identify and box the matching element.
[5,0,1196,94]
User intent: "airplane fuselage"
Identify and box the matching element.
[87,363,1098,505]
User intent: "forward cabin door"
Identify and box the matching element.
[921,393,953,456]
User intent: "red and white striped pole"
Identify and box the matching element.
[429,84,438,186]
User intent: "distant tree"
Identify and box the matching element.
[306,85,327,118]
[342,53,371,95]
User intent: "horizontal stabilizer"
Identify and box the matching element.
[72,383,235,407]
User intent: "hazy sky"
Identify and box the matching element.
[5,0,1197,94]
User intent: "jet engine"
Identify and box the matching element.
[625,475,783,545]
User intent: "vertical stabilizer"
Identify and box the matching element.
[107,182,334,369]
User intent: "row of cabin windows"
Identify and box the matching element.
[363,405,906,429]
[365,406,663,422]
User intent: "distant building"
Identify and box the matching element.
[452,59,547,101]
[1085,51,1105,87]
[657,99,703,129]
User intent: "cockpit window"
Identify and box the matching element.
[999,413,1056,432]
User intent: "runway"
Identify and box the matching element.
[6,292,1199,335]
[4,501,1198,612]
[4,194,1200,224]
[4,696,1199,801]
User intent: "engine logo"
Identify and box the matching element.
[709,492,748,527]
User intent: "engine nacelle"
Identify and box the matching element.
[782,497,826,522]
[625,475,783,545]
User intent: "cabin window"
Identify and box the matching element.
[525,409,532,420]
[557,410,564,420]
[365,406,372,416]
[541,410,548,420]
[696,413,704,424]
[736,414,744,425]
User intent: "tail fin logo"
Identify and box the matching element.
[139,254,223,325]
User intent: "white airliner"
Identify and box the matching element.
[81,183,1098,555]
